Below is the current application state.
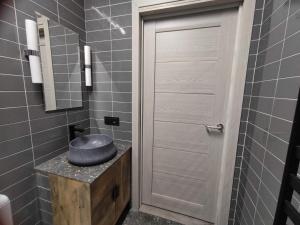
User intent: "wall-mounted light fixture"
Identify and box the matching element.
[84,45,92,87]
[24,19,43,84]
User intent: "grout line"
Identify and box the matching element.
[32,136,68,149]
[258,38,284,55]
[13,197,37,215]
[0,18,17,27]
[39,209,52,216]
[0,160,33,179]
[57,2,85,23]
[236,195,253,225]
[34,145,68,162]
[0,174,33,193]
[19,215,33,225]
[239,181,257,213]
[86,36,131,43]
[87,25,132,33]
[248,108,293,123]
[29,0,57,17]
[38,197,52,204]
[11,186,36,204]
[262,0,288,24]
[72,0,84,10]
[0,147,32,160]
[36,185,50,192]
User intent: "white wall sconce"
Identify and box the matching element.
[84,45,92,87]
[24,19,43,84]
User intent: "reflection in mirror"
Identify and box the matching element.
[37,14,83,111]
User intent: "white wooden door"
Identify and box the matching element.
[142,8,238,223]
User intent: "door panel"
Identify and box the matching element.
[152,172,208,204]
[153,147,209,179]
[142,9,237,223]
[155,93,216,124]
[155,61,218,94]
[153,121,209,152]
[156,26,220,61]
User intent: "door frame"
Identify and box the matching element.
[132,0,256,224]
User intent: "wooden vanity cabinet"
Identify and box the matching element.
[49,150,131,225]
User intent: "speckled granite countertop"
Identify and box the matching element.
[35,142,131,183]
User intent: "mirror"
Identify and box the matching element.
[37,14,83,111]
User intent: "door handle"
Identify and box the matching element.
[205,123,224,133]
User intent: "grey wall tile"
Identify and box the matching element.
[58,0,85,19]
[112,71,132,82]
[283,30,300,57]
[266,134,288,162]
[256,41,283,67]
[86,19,110,31]
[112,37,132,49]
[2,175,35,203]
[252,80,277,97]
[85,6,111,20]
[264,150,284,181]
[276,77,300,99]
[256,198,274,225]
[0,135,31,159]
[0,162,34,190]
[258,21,286,52]
[231,1,299,223]
[248,110,271,131]
[0,20,18,42]
[280,54,300,77]
[113,14,132,27]
[286,8,300,37]
[0,3,16,25]
[0,107,28,125]
[0,121,30,142]
[269,116,292,142]
[111,2,131,16]
[0,149,33,175]
[260,1,289,37]
[0,75,24,92]
[0,57,22,75]
[85,0,110,9]
[272,98,296,121]
[254,61,279,82]
[32,126,68,147]
[263,0,288,22]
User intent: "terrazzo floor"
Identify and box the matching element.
[122,211,183,225]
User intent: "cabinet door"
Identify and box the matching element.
[49,175,91,225]
[116,150,131,219]
[91,164,117,225]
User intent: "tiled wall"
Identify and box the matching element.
[228,0,265,224]
[0,0,89,224]
[232,0,300,224]
[36,172,52,225]
[85,0,132,144]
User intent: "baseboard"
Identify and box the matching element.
[140,204,213,225]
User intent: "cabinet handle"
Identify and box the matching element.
[112,185,120,201]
